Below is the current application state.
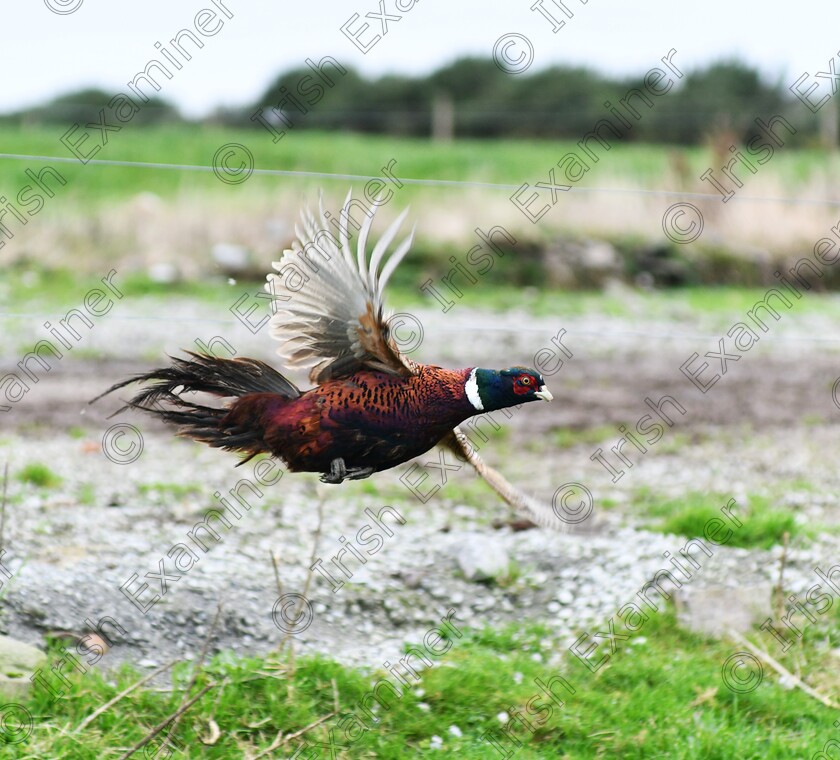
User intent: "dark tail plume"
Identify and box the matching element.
[91,352,300,463]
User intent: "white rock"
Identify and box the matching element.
[557,589,575,605]
[212,242,250,272]
[147,263,178,283]
[0,636,46,699]
[455,535,510,581]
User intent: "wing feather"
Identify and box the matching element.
[356,203,375,289]
[266,193,419,383]
[368,207,410,289]
[378,224,415,294]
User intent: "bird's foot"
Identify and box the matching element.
[320,458,348,484]
[320,459,374,484]
[345,466,374,481]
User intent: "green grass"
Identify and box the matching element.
[779,477,818,494]
[0,125,834,209]
[0,125,688,207]
[10,266,840,323]
[17,611,840,758]
[16,462,62,488]
[137,482,203,500]
[551,425,615,450]
[633,490,800,549]
[76,483,95,507]
[661,504,797,550]
[0,267,236,314]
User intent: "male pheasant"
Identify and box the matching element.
[96,196,560,527]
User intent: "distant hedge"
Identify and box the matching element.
[3,57,831,147]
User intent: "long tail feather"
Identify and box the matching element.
[91,353,300,463]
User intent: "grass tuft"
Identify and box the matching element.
[635,490,800,549]
[17,462,62,488]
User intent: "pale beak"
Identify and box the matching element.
[535,385,553,402]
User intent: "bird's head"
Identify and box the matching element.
[465,367,553,412]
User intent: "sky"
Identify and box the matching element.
[3,0,837,117]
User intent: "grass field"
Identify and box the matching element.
[2,125,840,279]
[0,125,835,203]
[0,125,763,203]
[13,610,840,758]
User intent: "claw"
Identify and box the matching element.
[320,459,374,484]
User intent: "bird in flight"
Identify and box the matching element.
[96,196,560,528]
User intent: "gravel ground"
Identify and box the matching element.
[1,297,839,677]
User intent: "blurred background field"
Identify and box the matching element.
[3,124,840,280]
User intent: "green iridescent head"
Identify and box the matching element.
[465,366,552,412]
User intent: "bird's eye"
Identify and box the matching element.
[521,376,531,385]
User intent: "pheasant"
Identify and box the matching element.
[95,195,560,528]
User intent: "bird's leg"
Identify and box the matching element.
[321,457,348,484]
[345,467,374,481]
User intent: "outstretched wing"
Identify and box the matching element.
[265,192,418,383]
[444,429,568,532]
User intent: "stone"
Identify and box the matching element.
[674,583,772,637]
[0,635,46,699]
[212,243,251,274]
[454,536,511,582]
[556,589,575,605]
[147,262,179,283]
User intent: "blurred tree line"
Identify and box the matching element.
[6,89,180,127]
[5,58,834,147]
